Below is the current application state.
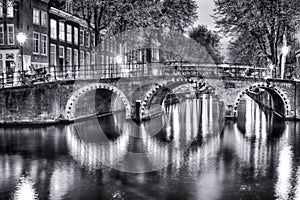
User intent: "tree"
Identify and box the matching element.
[71,0,121,47]
[213,0,300,67]
[49,0,66,9]
[227,32,266,65]
[160,0,198,32]
[71,0,198,46]
[189,25,224,64]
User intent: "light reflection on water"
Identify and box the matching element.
[0,97,300,199]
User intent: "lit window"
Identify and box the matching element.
[0,25,4,45]
[80,30,84,46]
[0,54,3,72]
[85,31,90,47]
[74,49,78,66]
[91,53,95,65]
[67,25,72,43]
[41,11,47,27]
[59,22,65,41]
[86,52,90,66]
[7,24,14,45]
[50,19,57,39]
[80,51,84,66]
[50,44,56,66]
[74,27,78,45]
[66,48,72,66]
[6,0,13,18]
[33,8,40,25]
[33,32,40,54]
[59,46,64,58]
[0,2,3,18]
[41,34,47,55]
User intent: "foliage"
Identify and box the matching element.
[71,0,198,46]
[213,0,300,66]
[227,32,266,65]
[49,0,66,9]
[189,25,224,64]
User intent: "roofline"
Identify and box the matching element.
[49,7,91,28]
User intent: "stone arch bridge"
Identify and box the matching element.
[0,74,298,124]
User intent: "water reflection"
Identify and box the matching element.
[67,98,223,173]
[14,176,38,200]
[1,97,300,199]
[237,96,286,139]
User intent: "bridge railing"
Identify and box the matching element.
[0,62,294,88]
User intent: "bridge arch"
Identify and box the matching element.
[65,83,131,120]
[233,82,291,118]
[140,78,210,117]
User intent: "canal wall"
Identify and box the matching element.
[0,81,125,124]
[0,82,73,124]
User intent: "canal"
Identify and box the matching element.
[0,95,299,200]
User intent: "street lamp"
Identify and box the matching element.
[281,34,289,79]
[16,32,27,74]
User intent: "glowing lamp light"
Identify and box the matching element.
[115,55,123,64]
[282,46,289,56]
[16,32,27,46]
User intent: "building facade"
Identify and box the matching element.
[0,0,49,83]
[49,7,96,77]
[0,0,100,82]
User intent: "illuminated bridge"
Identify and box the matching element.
[0,62,298,124]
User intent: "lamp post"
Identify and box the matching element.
[16,32,27,74]
[281,33,289,79]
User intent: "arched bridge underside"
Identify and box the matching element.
[64,80,294,121]
[233,82,291,118]
[140,79,213,118]
[65,83,132,120]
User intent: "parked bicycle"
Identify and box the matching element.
[18,66,53,85]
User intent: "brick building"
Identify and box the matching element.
[0,0,49,83]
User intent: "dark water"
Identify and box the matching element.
[0,95,299,200]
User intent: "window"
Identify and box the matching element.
[41,11,47,27]
[66,48,72,66]
[86,52,90,66]
[33,8,40,25]
[91,53,95,65]
[80,51,84,66]
[59,22,65,41]
[74,27,78,45]
[67,25,72,43]
[33,32,40,54]
[50,44,56,66]
[6,0,13,18]
[91,33,95,47]
[80,30,84,46]
[74,49,78,66]
[7,24,14,45]
[41,34,47,55]
[59,46,64,58]
[85,31,90,47]
[0,2,3,18]
[0,54,3,72]
[50,19,57,39]
[0,25,3,45]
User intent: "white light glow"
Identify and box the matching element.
[282,46,289,56]
[16,33,27,46]
[115,55,123,64]
[14,176,38,200]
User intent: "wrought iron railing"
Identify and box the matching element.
[0,61,292,88]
